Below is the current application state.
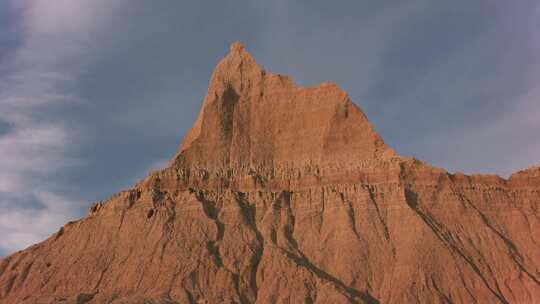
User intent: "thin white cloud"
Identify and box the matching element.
[0,123,67,174]
[24,0,111,35]
[0,191,84,253]
[0,0,124,255]
[0,233,42,255]
[0,174,22,193]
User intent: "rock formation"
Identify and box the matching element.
[0,42,539,304]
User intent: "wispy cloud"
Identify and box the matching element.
[0,191,83,252]
[0,0,123,255]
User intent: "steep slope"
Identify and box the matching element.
[0,42,539,304]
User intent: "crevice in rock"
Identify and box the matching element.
[179,272,201,304]
[364,185,392,243]
[337,191,363,242]
[195,191,224,241]
[17,261,33,287]
[94,267,107,291]
[458,273,478,304]
[159,194,177,263]
[206,241,223,268]
[234,192,264,302]
[127,189,141,208]
[457,193,540,287]
[194,190,245,302]
[404,187,509,304]
[3,274,17,297]
[184,287,195,304]
[430,275,453,304]
[248,169,266,188]
[274,190,379,304]
[75,292,96,303]
[118,210,127,231]
[135,267,146,291]
[0,257,11,278]
[279,247,378,304]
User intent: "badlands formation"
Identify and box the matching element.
[0,43,539,303]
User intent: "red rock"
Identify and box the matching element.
[1,42,539,304]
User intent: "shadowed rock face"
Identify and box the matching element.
[1,42,539,304]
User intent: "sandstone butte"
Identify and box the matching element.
[1,42,539,304]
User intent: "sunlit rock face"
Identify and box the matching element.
[1,43,539,304]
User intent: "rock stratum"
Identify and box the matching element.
[1,42,539,304]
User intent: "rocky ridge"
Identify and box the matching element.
[0,42,539,304]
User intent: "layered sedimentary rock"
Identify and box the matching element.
[1,42,539,304]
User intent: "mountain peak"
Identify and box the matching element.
[172,42,395,169]
[229,41,246,54]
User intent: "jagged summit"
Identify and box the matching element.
[229,41,245,53]
[173,42,395,169]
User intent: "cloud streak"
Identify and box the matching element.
[0,191,83,252]
[0,0,123,254]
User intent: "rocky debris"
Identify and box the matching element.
[0,42,539,304]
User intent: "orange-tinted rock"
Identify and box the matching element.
[173,42,395,170]
[1,42,539,304]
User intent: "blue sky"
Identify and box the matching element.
[0,0,539,255]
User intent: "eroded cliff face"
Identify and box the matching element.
[0,43,539,304]
[173,42,394,170]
